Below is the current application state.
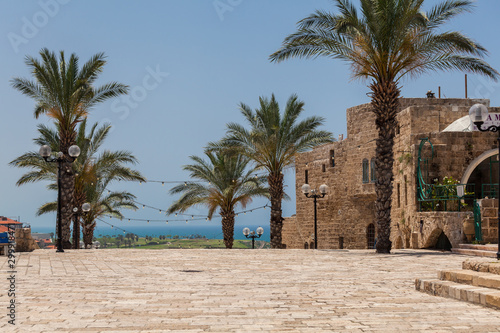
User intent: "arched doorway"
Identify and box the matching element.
[367,223,375,249]
[424,228,452,251]
[304,242,309,249]
[461,149,499,198]
[394,236,403,249]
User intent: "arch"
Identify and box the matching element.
[309,241,314,249]
[367,223,375,249]
[423,227,453,250]
[461,149,498,185]
[304,242,309,249]
[394,236,403,249]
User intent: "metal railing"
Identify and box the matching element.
[481,183,499,199]
[418,183,475,212]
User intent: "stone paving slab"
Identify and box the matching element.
[1,249,500,332]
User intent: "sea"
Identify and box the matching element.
[31,224,271,242]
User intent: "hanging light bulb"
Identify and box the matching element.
[166,221,168,224]
[139,181,142,185]
[244,212,246,215]
[147,220,150,223]
[162,182,164,186]
[184,182,187,186]
[159,210,162,214]
[128,219,130,222]
[111,225,114,229]
[191,215,194,219]
[142,205,145,209]
[186,220,188,223]
[175,213,178,217]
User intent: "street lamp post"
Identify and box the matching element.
[243,227,264,249]
[301,183,328,249]
[39,144,81,252]
[469,104,500,260]
[72,203,91,249]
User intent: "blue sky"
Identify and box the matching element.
[1,0,500,235]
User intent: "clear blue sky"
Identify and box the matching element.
[1,0,499,234]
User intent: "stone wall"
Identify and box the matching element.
[478,199,499,243]
[15,228,40,252]
[283,97,496,249]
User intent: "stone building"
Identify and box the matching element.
[282,98,499,250]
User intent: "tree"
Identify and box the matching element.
[11,49,128,248]
[10,120,144,248]
[209,94,333,248]
[168,151,268,248]
[270,0,499,253]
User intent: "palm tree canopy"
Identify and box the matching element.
[270,0,499,83]
[208,94,333,174]
[11,48,129,141]
[167,151,269,219]
[9,120,145,217]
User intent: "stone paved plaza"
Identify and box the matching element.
[2,249,500,332]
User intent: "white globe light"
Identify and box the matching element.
[469,104,488,124]
[301,184,311,194]
[68,145,81,158]
[256,227,264,235]
[243,227,250,236]
[319,184,328,194]
[39,145,51,158]
[82,203,91,212]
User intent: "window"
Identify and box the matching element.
[362,159,369,183]
[367,223,375,249]
[322,164,326,172]
[370,158,376,183]
[397,183,401,208]
[330,150,335,167]
[305,169,308,184]
[404,175,408,206]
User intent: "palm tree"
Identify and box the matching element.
[11,48,128,248]
[167,151,268,249]
[80,178,138,249]
[270,0,499,253]
[209,94,333,248]
[10,120,145,248]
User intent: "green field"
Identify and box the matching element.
[95,235,270,249]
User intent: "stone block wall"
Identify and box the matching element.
[478,199,499,243]
[283,97,497,249]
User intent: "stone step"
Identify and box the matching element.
[439,269,500,290]
[458,243,498,251]
[462,259,500,275]
[415,278,500,310]
[451,248,497,258]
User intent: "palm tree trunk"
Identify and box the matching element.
[73,190,85,249]
[268,172,284,249]
[220,211,235,249]
[60,160,75,249]
[83,221,96,249]
[72,215,80,249]
[370,80,400,254]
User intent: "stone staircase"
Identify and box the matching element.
[416,259,500,310]
[451,244,497,258]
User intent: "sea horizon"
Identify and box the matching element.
[31,224,271,242]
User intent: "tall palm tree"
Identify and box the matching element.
[209,94,333,248]
[11,48,128,248]
[10,120,145,248]
[167,151,268,249]
[270,0,499,253]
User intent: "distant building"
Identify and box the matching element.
[282,98,498,250]
[0,216,23,230]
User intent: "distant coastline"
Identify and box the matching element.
[31,224,271,242]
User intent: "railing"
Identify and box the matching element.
[473,200,483,242]
[481,184,499,199]
[418,183,475,212]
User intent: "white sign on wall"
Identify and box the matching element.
[471,113,500,131]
